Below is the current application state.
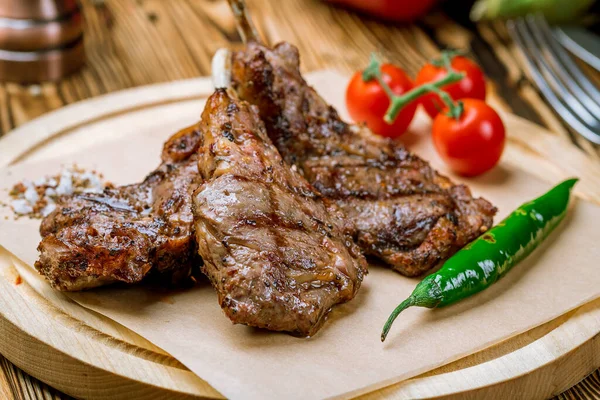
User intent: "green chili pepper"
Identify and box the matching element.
[470,0,594,24]
[381,178,578,342]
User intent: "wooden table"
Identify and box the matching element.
[0,0,598,399]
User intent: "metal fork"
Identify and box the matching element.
[507,15,600,144]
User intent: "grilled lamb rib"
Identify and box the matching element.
[35,125,203,291]
[228,38,496,276]
[193,88,367,336]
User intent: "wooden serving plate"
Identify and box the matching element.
[1,71,600,400]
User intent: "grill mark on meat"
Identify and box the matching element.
[266,180,287,269]
[231,41,497,276]
[233,205,311,233]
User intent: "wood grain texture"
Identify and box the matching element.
[0,355,70,400]
[0,0,598,399]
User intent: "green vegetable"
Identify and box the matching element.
[381,178,578,342]
[470,0,594,23]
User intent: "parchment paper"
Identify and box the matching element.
[1,78,599,399]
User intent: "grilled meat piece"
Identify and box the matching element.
[193,89,367,336]
[35,125,203,291]
[230,41,497,276]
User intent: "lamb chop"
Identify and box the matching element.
[223,0,497,276]
[35,125,203,291]
[193,84,367,336]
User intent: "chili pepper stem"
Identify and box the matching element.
[362,53,466,124]
[381,276,443,342]
[381,297,415,342]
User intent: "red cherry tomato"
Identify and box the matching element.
[432,99,505,177]
[327,0,437,22]
[346,64,417,138]
[416,56,486,119]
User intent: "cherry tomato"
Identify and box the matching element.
[432,99,505,177]
[327,0,437,22]
[346,64,417,138]
[415,56,486,119]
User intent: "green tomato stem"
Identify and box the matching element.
[384,70,465,123]
[419,85,465,120]
[362,54,397,101]
[362,52,465,124]
[431,49,464,68]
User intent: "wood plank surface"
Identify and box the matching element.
[0,0,598,399]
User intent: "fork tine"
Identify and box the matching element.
[507,18,600,144]
[535,15,600,105]
[527,15,600,117]
[521,17,600,127]
[514,19,600,127]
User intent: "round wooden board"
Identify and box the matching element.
[1,72,600,400]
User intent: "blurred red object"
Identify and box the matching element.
[327,0,437,22]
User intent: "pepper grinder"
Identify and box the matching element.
[0,0,85,83]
